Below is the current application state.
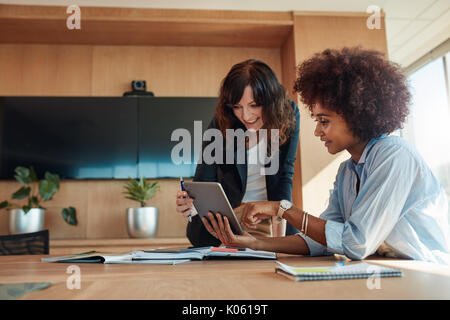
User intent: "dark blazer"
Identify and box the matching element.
[187,100,300,247]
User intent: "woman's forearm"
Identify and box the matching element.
[271,216,286,237]
[249,234,310,255]
[283,206,327,247]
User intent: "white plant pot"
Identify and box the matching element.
[9,208,45,234]
[126,207,159,238]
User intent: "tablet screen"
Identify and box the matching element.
[183,182,244,235]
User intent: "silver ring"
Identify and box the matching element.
[211,232,218,237]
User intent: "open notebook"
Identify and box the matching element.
[275,261,403,281]
[41,247,276,264]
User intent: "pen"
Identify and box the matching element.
[180,177,192,222]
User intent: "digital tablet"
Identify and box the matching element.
[182,181,244,235]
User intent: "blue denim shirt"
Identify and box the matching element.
[299,135,450,265]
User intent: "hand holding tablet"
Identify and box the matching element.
[182,182,245,235]
[201,211,256,248]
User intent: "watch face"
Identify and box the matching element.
[280,200,292,210]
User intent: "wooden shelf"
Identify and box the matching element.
[0,5,293,47]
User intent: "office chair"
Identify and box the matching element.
[0,230,49,255]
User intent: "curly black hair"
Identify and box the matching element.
[293,47,411,141]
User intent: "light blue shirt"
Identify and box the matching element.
[299,135,450,265]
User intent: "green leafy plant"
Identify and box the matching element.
[123,177,160,207]
[0,166,77,226]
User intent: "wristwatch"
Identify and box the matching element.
[276,200,292,223]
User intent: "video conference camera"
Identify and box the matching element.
[123,80,154,97]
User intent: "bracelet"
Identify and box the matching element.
[301,211,309,236]
[301,211,307,233]
[304,212,309,237]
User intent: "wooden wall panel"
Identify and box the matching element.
[0,179,188,239]
[0,44,93,96]
[0,44,281,97]
[91,45,282,96]
[280,30,303,210]
[293,15,387,62]
[84,179,187,239]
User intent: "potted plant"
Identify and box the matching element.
[0,166,77,234]
[123,177,160,238]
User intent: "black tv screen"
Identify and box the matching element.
[138,97,216,179]
[0,97,217,179]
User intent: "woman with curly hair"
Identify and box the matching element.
[176,59,300,247]
[203,47,450,265]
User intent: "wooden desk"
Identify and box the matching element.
[1,239,450,300]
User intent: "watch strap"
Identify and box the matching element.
[276,203,285,223]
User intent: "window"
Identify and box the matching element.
[401,51,450,224]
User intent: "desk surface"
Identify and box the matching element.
[1,239,450,300]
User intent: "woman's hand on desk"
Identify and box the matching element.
[235,201,279,229]
[202,212,256,248]
[175,190,195,218]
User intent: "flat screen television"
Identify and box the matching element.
[0,97,217,179]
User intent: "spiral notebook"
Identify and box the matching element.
[275,261,402,281]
